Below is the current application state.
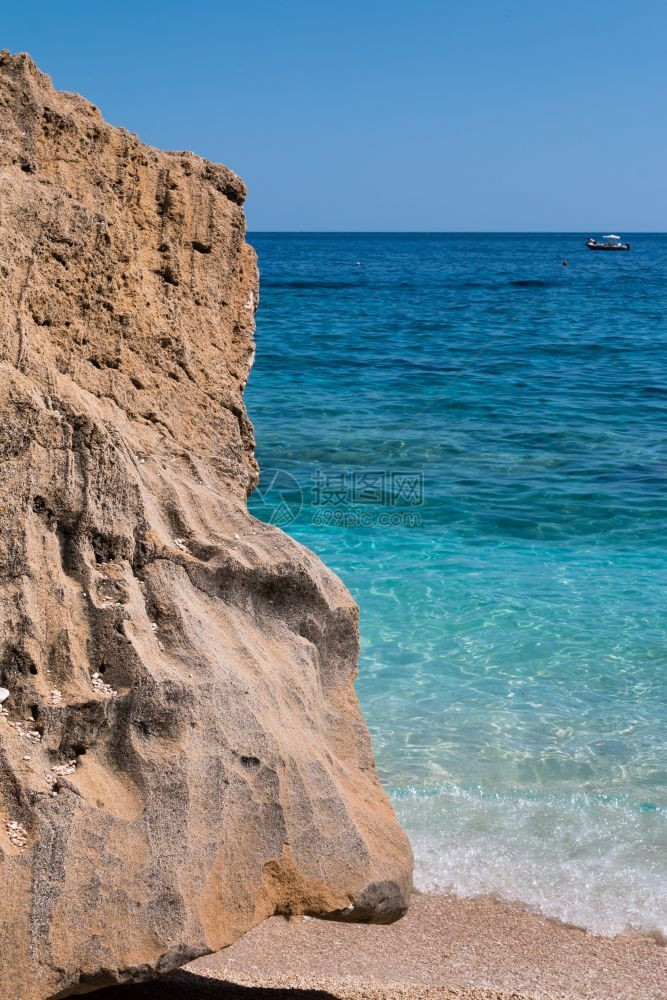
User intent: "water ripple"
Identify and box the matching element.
[247,233,667,936]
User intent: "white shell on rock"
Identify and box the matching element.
[0,688,9,704]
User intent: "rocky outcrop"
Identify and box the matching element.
[0,53,412,999]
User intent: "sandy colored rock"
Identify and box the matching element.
[0,52,412,999]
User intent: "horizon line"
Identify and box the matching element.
[247,230,667,235]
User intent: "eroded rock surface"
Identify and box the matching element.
[0,52,412,999]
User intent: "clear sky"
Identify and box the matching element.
[4,1,666,231]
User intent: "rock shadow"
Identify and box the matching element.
[95,969,338,999]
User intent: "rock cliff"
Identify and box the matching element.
[0,52,412,999]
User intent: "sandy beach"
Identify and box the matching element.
[97,893,665,1000]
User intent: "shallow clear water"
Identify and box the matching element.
[245,233,667,937]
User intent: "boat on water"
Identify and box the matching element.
[586,234,631,251]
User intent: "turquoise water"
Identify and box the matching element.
[246,233,667,937]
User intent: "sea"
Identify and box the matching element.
[245,233,666,938]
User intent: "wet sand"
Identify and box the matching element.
[97,893,665,1000]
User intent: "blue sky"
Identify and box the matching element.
[4,1,666,230]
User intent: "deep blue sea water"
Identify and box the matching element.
[245,233,667,937]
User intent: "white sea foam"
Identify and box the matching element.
[393,785,666,938]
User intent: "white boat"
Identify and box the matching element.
[586,234,631,251]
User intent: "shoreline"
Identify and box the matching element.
[97,891,665,1000]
